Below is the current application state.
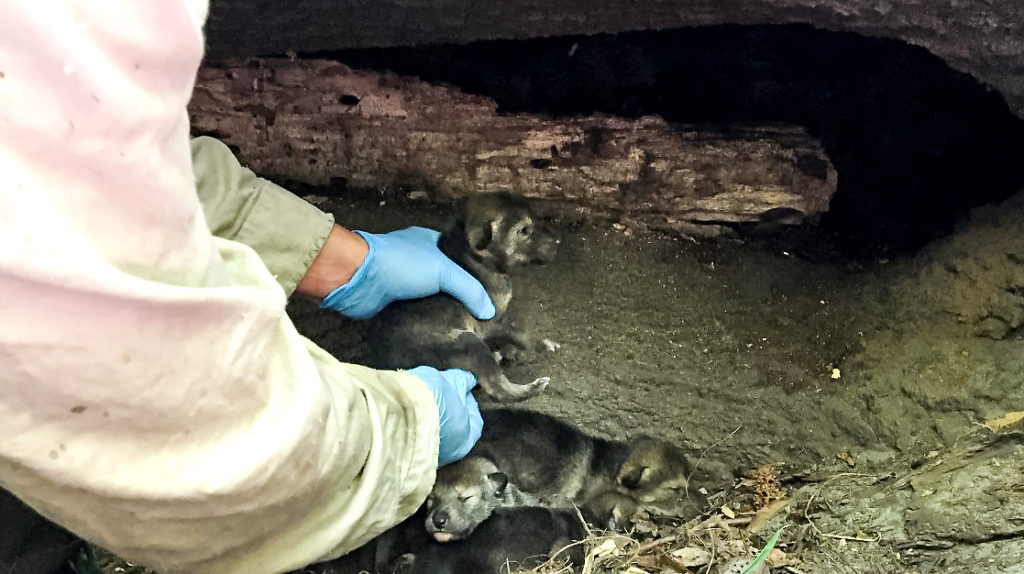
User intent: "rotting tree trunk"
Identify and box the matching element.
[189,58,835,236]
[202,0,1024,119]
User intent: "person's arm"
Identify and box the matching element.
[0,3,439,573]
[190,136,368,299]
[295,224,369,300]
[190,136,496,321]
[190,137,486,465]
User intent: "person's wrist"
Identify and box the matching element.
[295,224,369,301]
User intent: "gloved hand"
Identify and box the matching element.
[407,366,484,466]
[320,226,496,320]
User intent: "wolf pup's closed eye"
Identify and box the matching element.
[363,193,558,403]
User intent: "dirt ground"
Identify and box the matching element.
[96,187,1024,574]
[284,186,1024,574]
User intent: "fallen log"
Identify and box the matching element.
[189,58,835,236]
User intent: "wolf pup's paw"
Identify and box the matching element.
[511,376,550,400]
[531,376,551,392]
[480,374,549,403]
[540,338,561,352]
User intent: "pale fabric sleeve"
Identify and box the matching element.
[0,2,439,574]
[191,136,335,297]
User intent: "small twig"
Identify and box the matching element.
[572,504,594,538]
[685,425,742,506]
[543,539,589,567]
[803,473,881,543]
[634,535,677,555]
[702,534,718,574]
[518,509,602,574]
[693,516,753,535]
[688,513,753,536]
[722,517,754,527]
[570,503,600,574]
[818,532,881,543]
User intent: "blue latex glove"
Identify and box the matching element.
[407,366,484,466]
[319,226,496,320]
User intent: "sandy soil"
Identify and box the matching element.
[285,187,1024,574]
[97,188,1024,574]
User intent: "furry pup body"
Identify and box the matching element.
[425,408,706,539]
[364,194,557,402]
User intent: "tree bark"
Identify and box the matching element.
[202,0,1024,119]
[189,58,834,236]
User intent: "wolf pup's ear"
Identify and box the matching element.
[466,217,500,252]
[487,472,509,497]
[618,464,653,490]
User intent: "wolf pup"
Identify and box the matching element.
[397,506,585,574]
[363,194,557,403]
[424,456,541,542]
[425,408,706,540]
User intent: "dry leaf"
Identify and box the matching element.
[767,548,801,567]
[592,538,621,558]
[721,504,736,518]
[724,540,747,553]
[768,548,787,566]
[748,498,789,534]
[670,547,713,567]
[983,411,1024,433]
[659,553,693,573]
[633,554,661,571]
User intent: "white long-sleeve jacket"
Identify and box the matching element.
[0,2,439,573]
